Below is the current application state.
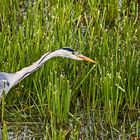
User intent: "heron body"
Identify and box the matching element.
[0,48,95,97]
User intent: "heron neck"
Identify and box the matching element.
[11,50,60,87]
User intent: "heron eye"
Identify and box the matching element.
[72,52,75,55]
[72,52,79,55]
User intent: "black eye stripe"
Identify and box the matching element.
[62,48,75,52]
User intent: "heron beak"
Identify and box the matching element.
[76,54,96,63]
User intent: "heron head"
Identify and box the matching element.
[59,48,96,63]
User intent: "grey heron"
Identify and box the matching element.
[0,48,95,97]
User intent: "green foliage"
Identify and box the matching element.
[0,0,140,139]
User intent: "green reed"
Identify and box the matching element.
[0,0,140,139]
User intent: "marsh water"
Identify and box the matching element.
[1,109,139,139]
[0,0,140,139]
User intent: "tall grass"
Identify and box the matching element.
[0,0,140,139]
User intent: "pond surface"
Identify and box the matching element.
[1,110,140,139]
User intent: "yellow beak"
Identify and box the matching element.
[77,55,96,63]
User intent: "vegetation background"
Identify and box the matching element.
[0,0,140,139]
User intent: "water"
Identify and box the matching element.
[1,110,139,139]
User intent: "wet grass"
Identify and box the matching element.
[0,0,140,139]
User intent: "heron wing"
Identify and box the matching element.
[0,72,11,96]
